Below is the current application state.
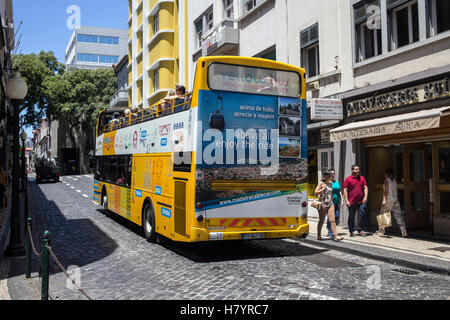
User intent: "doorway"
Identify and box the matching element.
[318,148,334,180]
[403,144,431,229]
[367,143,431,230]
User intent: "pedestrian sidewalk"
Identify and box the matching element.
[0,180,41,300]
[0,184,12,267]
[300,216,450,275]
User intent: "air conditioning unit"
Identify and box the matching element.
[311,81,320,90]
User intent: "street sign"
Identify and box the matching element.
[311,98,343,121]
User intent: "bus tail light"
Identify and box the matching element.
[302,202,307,208]
[196,202,203,210]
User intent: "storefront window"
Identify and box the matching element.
[409,150,424,182]
[410,190,425,212]
[320,152,328,173]
[438,148,450,183]
[440,192,450,214]
[394,146,404,183]
[398,189,405,211]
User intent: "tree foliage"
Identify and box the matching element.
[45,68,117,147]
[13,51,64,128]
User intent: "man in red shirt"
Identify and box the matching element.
[344,164,369,237]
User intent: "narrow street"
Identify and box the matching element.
[11,174,449,300]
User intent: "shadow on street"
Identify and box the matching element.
[1,178,119,280]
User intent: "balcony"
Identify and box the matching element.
[110,89,129,108]
[201,19,239,57]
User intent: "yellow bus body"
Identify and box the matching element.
[94,56,309,243]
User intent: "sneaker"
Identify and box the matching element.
[358,231,367,237]
[349,232,355,237]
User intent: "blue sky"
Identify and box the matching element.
[14,0,129,135]
[14,0,129,63]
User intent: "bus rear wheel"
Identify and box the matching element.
[103,191,111,217]
[143,203,157,243]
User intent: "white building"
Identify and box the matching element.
[65,26,128,70]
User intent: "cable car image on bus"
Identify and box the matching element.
[94,56,309,243]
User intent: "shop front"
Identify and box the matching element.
[331,74,450,239]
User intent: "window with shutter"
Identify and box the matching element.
[300,23,320,78]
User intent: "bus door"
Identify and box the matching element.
[173,152,193,239]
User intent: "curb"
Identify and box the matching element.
[298,237,450,276]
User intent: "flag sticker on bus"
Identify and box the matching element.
[155,186,162,195]
[135,190,142,198]
[161,207,171,218]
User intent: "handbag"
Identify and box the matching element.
[377,206,392,229]
[311,200,322,210]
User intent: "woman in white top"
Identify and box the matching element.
[380,168,408,237]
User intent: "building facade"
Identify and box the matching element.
[65,26,128,70]
[110,54,130,109]
[125,0,450,238]
[0,0,14,170]
[127,0,189,108]
[289,0,450,238]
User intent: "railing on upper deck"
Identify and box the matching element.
[103,93,193,134]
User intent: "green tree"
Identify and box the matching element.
[13,51,64,128]
[45,68,117,149]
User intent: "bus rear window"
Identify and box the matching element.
[208,62,301,98]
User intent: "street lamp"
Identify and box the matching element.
[4,71,28,258]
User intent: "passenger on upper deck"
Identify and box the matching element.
[131,106,140,125]
[121,108,131,127]
[160,90,176,116]
[174,84,188,112]
[109,112,120,130]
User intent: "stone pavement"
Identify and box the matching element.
[0,184,12,272]
[302,216,450,275]
[0,177,449,301]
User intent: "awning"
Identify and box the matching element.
[330,107,450,142]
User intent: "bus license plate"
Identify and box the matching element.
[242,233,265,240]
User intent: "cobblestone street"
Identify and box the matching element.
[10,175,450,300]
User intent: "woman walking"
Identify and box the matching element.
[327,169,343,238]
[380,168,408,237]
[315,171,343,242]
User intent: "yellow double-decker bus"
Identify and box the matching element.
[94,56,309,243]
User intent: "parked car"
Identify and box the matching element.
[35,158,60,183]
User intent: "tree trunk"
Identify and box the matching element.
[68,121,80,174]
[69,123,78,150]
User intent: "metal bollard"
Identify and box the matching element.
[41,231,50,300]
[25,218,32,279]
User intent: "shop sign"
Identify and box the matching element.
[330,116,441,142]
[311,99,343,120]
[346,78,450,117]
[320,128,331,145]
